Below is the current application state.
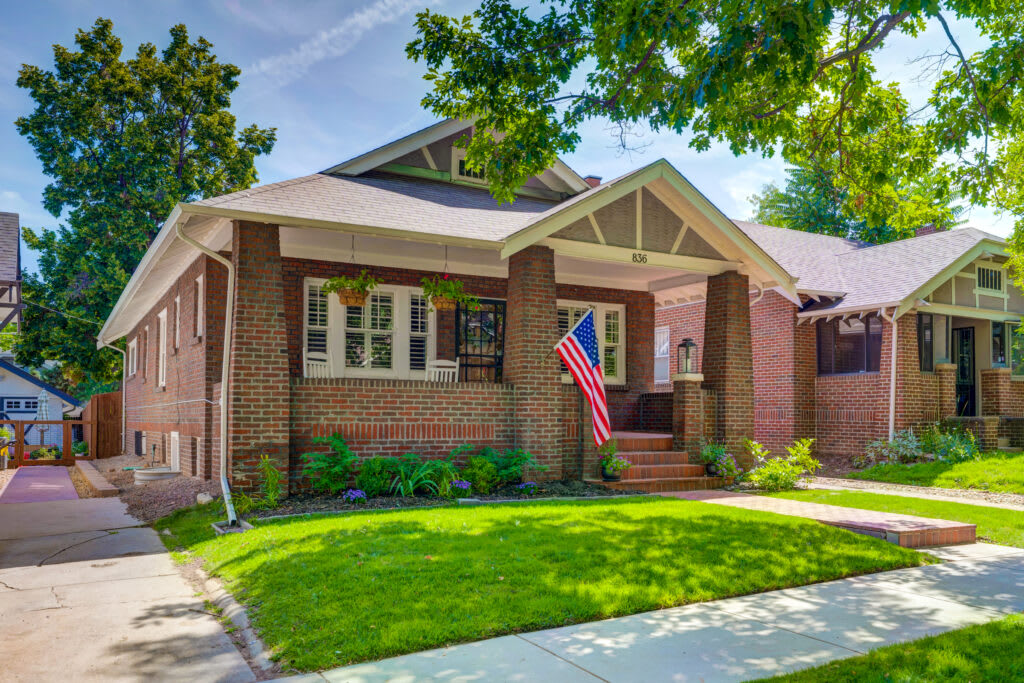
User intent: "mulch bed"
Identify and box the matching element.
[249,480,643,519]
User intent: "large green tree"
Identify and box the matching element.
[14,18,275,386]
[750,164,965,243]
[407,1,1023,237]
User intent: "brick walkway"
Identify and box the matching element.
[0,467,78,504]
[663,490,976,547]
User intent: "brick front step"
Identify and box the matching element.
[620,463,706,480]
[611,431,673,451]
[589,477,732,493]
[618,451,690,466]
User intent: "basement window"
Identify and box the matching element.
[816,314,882,375]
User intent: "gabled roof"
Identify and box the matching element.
[323,118,591,195]
[745,225,1009,317]
[0,359,80,407]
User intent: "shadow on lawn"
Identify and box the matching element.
[189,498,931,671]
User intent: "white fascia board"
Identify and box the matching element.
[796,301,902,320]
[97,203,183,347]
[654,161,798,300]
[895,239,1011,319]
[322,119,472,176]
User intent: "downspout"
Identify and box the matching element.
[99,341,127,455]
[174,220,237,526]
[880,307,899,441]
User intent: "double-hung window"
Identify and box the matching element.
[556,300,627,384]
[127,338,138,376]
[654,327,671,383]
[993,322,1024,375]
[918,313,934,372]
[816,314,882,375]
[156,309,168,387]
[303,279,435,379]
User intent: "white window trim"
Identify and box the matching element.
[451,147,487,185]
[557,299,627,385]
[303,278,436,379]
[654,326,671,384]
[156,309,168,387]
[974,263,1009,307]
[127,338,138,376]
[173,295,181,350]
[195,275,205,337]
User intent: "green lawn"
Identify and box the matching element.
[756,614,1024,682]
[156,497,927,672]
[770,489,1024,548]
[850,451,1024,495]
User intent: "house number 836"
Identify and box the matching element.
[632,252,648,264]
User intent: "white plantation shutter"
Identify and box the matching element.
[410,294,428,371]
[305,283,328,354]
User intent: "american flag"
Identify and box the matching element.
[555,309,611,446]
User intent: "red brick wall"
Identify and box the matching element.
[124,254,216,477]
[655,297,953,459]
[980,368,1024,417]
[289,377,515,490]
[227,221,290,493]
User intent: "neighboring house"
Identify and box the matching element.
[655,222,1024,458]
[0,354,80,447]
[0,212,24,334]
[98,118,799,491]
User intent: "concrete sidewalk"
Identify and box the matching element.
[300,543,1024,683]
[0,496,253,682]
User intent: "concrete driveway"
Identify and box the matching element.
[0,496,253,682]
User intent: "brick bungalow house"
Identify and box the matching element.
[654,222,1024,459]
[98,119,806,494]
[97,119,1024,495]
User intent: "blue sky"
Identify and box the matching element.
[0,1,1012,273]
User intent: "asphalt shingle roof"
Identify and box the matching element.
[192,171,558,243]
[735,222,1005,314]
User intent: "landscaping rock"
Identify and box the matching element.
[197,492,214,504]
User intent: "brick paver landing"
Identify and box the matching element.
[0,467,78,504]
[664,490,975,548]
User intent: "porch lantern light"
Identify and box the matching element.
[678,339,698,374]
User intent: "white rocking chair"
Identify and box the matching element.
[426,358,459,383]
[304,349,332,378]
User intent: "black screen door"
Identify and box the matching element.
[456,299,505,382]
[953,327,975,416]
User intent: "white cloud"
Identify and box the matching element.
[248,0,430,87]
[720,159,788,220]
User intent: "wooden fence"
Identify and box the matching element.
[81,391,122,459]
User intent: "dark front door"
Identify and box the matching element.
[456,299,506,382]
[953,327,975,416]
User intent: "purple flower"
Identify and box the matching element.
[517,481,538,495]
[452,480,472,490]
[343,489,367,503]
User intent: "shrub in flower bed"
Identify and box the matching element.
[857,424,980,469]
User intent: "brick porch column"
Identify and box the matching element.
[227,220,290,495]
[672,373,704,454]
[504,245,563,479]
[935,363,957,418]
[980,368,1011,416]
[702,271,754,468]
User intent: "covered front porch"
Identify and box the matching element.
[112,158,796,493]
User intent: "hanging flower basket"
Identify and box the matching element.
[420,274,480,312]
[430,295,457,312]
[334,289,368,306]
[323,270,380,307]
